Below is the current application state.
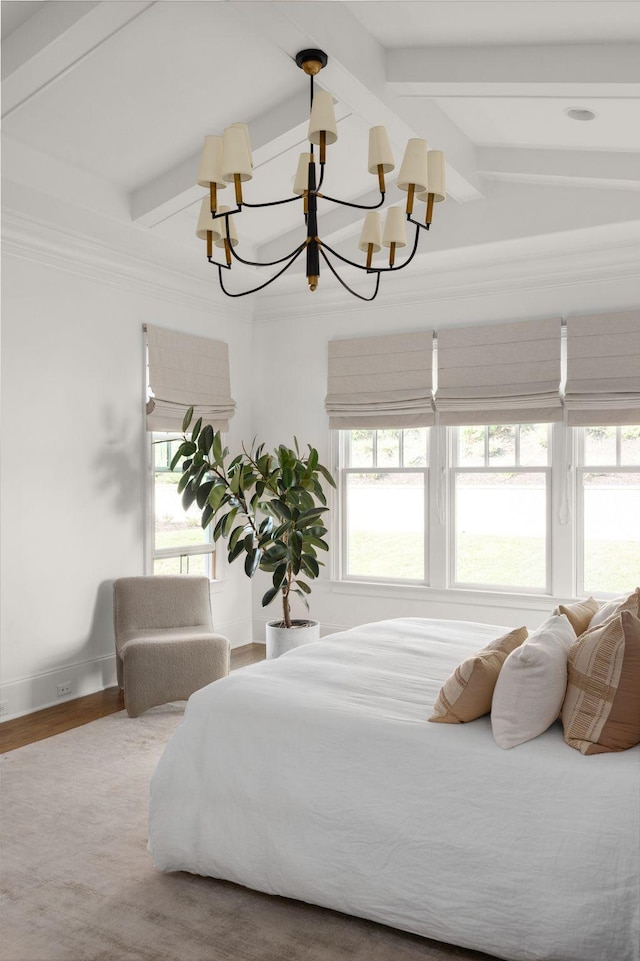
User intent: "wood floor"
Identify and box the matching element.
[0,643,266,754]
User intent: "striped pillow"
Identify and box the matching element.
[562,611,640,755]
[553,597,598,636]
[588,587,640,631]
[429,627,528,724]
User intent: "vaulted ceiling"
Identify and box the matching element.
[2,0,640,303]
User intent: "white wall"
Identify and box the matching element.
[250,225,640,640]
[1,191,255,720]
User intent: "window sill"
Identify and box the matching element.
[327,580,587,613]
[209,578,227,595]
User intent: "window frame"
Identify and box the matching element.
[337,428,430,586]
[147,431,216,579]
[575,426,640,597]
[448,424,552,595]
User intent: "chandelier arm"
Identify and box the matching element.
[318,191,385,211]
[319,248,381,302]
[217,244,306,298]
[406,214,431,232]
[317,163,325,192]
[242,195,302,210]
[320,224,420,275]
[230,238,307,268]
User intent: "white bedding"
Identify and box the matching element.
[148,618,640,961]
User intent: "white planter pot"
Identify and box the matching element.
[266,619,320,659]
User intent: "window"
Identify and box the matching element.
[577,427,640,595]
[151,433,215,577]
[452,424,550,592]
[340,428,428,581]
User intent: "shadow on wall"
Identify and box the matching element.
[33,579,119,703]
[92,405,146,536]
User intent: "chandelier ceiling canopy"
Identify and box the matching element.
[196,49,446,301]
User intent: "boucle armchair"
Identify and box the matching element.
[113,575,230,718]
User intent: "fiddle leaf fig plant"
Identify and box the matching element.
[172,407,336,628]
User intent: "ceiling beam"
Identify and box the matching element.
[478,146,640,191]
[387,44,640,97]
[1,0,156,119]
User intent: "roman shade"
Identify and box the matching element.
[435,317,562,425]
[325,331,434,429]
[564,310,640,426]
[145,324,236,432]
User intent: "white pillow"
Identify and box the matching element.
[491,614,576,750]
[588,588,640,630]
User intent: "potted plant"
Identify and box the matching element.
[172,407,336,657]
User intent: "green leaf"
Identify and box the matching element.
[208,483,227,513]
[301,554,320,578]
[228,539,245,563]
[259,516,274,536]
[196,481,215,509]
[191,416,203,442]
[199,424,214,453]
[221,508,238,537]
[177,471,191,494]
[170,444,186,471]
[261,586,280,607]
[306,447,319,472]
[182,481,198,512]
[213,513,227,542]
[228,525,244,552]
[263,543,288,563]
[212,431,223,464]
[317,463,337,489]
[272,563,287,590]
[294,589,310,611]
[269,499,291,521]
[182,406,194,432]
[201,503,214,528]
[244,548,262,577]
[295,580,311,594]
[306,535,329,551]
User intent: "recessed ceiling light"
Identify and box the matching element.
[565,108,597,122]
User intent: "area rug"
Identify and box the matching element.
[1,706,500,961]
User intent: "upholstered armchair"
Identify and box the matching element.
[113,575,230,717]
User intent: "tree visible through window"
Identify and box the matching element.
[151,433,215,577]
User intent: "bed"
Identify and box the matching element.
[148,617,640,961]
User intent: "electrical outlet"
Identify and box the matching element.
[57,682,72,697]
[0,701,7,715]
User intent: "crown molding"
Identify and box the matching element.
[253,223,640,323]
[1,207,254,323]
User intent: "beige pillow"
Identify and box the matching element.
[429,626,528,724]
[553,597,599,636]
[562,611,640,755]
[588,588,640,630]
[491,614,576,750]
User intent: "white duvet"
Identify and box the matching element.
[148,618,640,961]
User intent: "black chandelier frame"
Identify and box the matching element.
[205,49,432,302]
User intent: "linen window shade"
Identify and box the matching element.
[325,331,434,429]
[435,317,562,425]
[145,324,236,432]
[564,311,640,426]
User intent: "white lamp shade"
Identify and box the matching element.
[358,211,382,252]
[196,136,227,189]
[382,207,407,248]
[213,205,239,248]
[418,150,446,203]
[230,122,253,169]
[396,138,429,193]
[221,126,253,183]
[195,198,219,240]
[308,90,338,146]
[293,153,312,195]
[368,126,394,174]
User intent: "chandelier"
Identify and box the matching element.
[195,49,446,301]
